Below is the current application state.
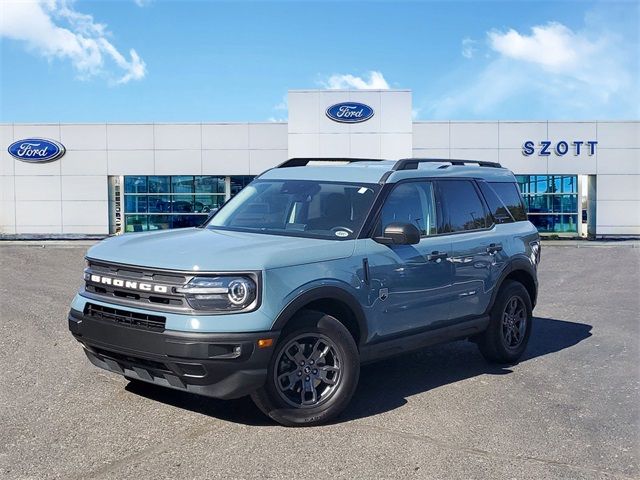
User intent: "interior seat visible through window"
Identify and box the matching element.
[306,192,352,231]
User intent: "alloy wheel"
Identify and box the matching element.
[274,333,342,408]
[501,296,527,349]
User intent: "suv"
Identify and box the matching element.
[69,158,540,426]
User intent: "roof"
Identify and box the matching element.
[258,158,517,184]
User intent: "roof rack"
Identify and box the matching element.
[276,158,384,168]
[393,158,502,170]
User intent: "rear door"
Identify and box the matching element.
[436,179,497,319]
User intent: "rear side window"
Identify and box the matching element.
[489,182,528,221]
[478,181,514,224]
[437,180,490,233]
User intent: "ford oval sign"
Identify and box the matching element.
[8,138,66,163]
[326,102,374,123]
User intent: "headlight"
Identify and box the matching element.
[176,276,258,312]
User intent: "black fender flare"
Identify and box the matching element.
[486,257,538,314]
[271,286,369,346]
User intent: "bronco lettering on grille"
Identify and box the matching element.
[89,274,168,294]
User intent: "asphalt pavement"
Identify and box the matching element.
[0,242,638,479]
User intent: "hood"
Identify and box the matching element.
[87,228,355,271]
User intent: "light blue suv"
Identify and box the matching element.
[69,158,541,426]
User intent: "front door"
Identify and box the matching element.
[363,181,455,340]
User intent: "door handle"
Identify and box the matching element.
[486,243,503,254]
[427,251,448,262]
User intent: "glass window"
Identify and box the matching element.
[123,176,255,232]
[478,181,514,223]
[171,215,206,229]
[124,195,147,213]
[489,182,528,221]
[148,215,172,230]
[529,214,579,233]
[535,176,549,193]
[561,176,578,193]
[195,176,225,194]
[195,195,224,213]
[230,176,255,195]
[556,194,578,213]
[209,180,380,240]
[438,180,489,232]
[124,215,148,232]
[148,176,170,194]
[171,176,194,193]
[514,175,579,233]
[376,182,437,237]
[147,195,171,213]
[124,176,147,194]
[172,195,194,213]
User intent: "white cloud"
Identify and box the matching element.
[321,71,390,89]
[488,22,592,71]
[133,0,152,7]
[274,94,288,111]
[461,37,476,59]
[0,0,146,84]
[427,12,639,119]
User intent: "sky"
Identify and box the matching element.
[0,0,638,122]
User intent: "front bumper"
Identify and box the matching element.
[68,308,279,399]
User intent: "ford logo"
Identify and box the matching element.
[326,102,374,123]
[8,138,66,163]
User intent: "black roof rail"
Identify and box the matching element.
[276,158,385,168]
[393,158,502,170]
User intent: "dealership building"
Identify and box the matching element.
[1,89,638,238]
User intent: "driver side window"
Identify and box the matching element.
[376,181,438,237]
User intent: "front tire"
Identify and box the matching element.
[251,310,360,427]
[477,280,533,364]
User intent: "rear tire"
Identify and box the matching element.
[251,310,359,427]
[478,280,532,364]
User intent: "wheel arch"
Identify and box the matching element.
[487,258,538,314]
[271,286,368,348]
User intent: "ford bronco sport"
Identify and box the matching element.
[69,158,540,426]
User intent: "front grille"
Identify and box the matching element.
[84,302,166,331]
[92,347,170,372]
[84,259,192,312]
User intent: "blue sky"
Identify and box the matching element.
[1,0,638,122]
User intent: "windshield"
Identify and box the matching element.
[207,179,380,240]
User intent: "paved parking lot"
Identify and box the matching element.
[0,242,638,479]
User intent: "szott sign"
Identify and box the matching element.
[326,102,374,123]
[522,140,598,156]
[8,138,66,163]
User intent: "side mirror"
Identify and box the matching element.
[374,222,421,245]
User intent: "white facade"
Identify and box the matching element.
[1,89,638,237]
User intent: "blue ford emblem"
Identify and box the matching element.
[8,138,66,163]
[326,102,374,123]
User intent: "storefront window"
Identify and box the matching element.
[124,176,147,194]
[171,176,194,193]
[516,175,579,234]
[148,176,170,194]
[230,176,254,195]
[195,176,225,194]
[124,195,147,213]
[123,175,253,232]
